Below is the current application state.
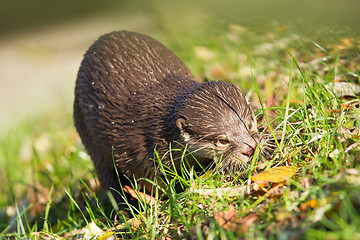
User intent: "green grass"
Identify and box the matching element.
[1,22,360,239]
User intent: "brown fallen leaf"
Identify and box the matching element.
[123,185,161,206]
[196,166,296,198]
[82,221,104,237]
[251,166,297,185]
[214,204,237,228]
[250,166,297,197]
[325,82,360,98]
[213,204,258,233]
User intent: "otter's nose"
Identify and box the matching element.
[243,143,255,157]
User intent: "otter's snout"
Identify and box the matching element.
[244,144,254,157]
[241,141,257,158]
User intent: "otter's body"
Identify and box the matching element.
[74,31,259,194]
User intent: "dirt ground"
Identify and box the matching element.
[0,12,154,135]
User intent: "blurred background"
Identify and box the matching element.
[1,0,359,134]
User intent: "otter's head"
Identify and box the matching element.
[176,81,260,172]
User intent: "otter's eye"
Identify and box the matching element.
[215,138,230,147]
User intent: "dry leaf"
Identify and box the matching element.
[251,166,297,185]
[214,204,237,227]
[325,82,360,98]
[250,166,297,197]
[242,213,259,227]
[213,204,258,233]
[123,185,160,206]
[70,221,116,240]
[81,221,104,238]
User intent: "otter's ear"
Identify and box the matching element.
[176,118,187,132]
[176,118,191,141]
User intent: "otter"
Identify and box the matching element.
[74,31,260,195]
